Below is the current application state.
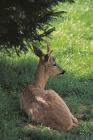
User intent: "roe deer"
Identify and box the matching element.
[20,44,78,131]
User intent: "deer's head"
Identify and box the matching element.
[33,44,65,76]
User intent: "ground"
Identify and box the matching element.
[0,0,93,139]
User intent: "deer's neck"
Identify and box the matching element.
[32,63,49,90]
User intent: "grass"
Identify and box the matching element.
[0,0,93,139]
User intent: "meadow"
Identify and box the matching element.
[0,0,93,139]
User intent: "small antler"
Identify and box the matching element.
[32,43,44,58]
[47,42,50,53]
[46,42,53,55]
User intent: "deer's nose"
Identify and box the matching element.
[60,70,66,75]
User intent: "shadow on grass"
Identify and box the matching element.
[0,55,93,93]
[0,56,37,92]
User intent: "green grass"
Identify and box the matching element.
[0,0,93,139]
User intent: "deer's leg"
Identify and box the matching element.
[71,114,78,124]
[46,90,78,127]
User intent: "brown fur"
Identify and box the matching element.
[20,45,78,131]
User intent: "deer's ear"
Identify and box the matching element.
[33,45,43,58]
[44,54,50,62]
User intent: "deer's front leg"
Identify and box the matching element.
[71,114,78,124]
[46,90,78,125]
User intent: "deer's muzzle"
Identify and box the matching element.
[59,70,66,75]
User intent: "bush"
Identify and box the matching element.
[0,0,74,53]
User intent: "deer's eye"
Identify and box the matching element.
[53,64,57,66]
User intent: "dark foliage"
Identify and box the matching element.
[0,0,74,53]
